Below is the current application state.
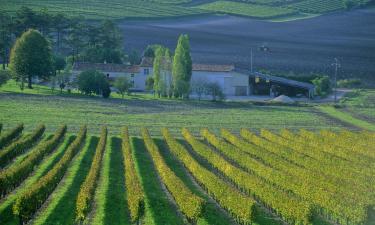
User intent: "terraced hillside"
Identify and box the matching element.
[0,124,374,224]
[0,0,372,19]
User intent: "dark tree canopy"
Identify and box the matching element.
[10,29,53,89]
[76,69,110,97]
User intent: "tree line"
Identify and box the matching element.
[0,7,125,69]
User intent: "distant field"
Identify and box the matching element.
[196,1,296,18]
[0,0,372,19]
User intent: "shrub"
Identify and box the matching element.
[76,70,110,96]
[337,78,361,88]
[312,76,331,96]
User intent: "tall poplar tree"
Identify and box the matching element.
[172,34,192,98]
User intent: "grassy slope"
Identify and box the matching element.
[318,106,375,131]
[0,82,347,136]
[32,136,98,225]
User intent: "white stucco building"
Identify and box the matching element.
[72,57,315,98]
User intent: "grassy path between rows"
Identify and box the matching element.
[91,137,130,225]
[33,136,98,225]
[318,106,375,131]
[0,136,75,225]
[131,137,184,225]
[154,139,234,225]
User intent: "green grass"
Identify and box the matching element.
[0,0,204,20]
[318,106,375,131]
[0,82,348,136]
[32,136,98,225]
[196,1,296,18]
[0,0,372,20]
[0,135,74,225]
[131,137,184,225]
[91,136,131,225]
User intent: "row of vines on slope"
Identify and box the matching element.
[122,127,145,223]
[13,126,87,223]
[0,124,45,167]
[76,126,107,222]
[240,128,371,225]
[0,125,66,197]
[187,128,312,225]
[142,128,205,222]
[162,128,256,224]
[0,124,24,149]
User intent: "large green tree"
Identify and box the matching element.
[10,29,53,89]
[172,34,192,98]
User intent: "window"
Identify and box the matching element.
[144,68,149,75]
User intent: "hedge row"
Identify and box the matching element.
[142,128,204,222]
[122,127,144,223]
[0,124,24,149]
[13,126,87,223]
[0,125,66,196]
[0,124,45,167]
[162,128,256,225]
[75,126,107,222]
[242,128,369,225]
[193,128,312,225]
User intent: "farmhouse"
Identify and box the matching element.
[72,58,315,98]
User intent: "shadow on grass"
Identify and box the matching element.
[153,138,234,225]
[103,137,131,225]
[0,135,76,225]
[131,137,183,225]
[41,136,98,225]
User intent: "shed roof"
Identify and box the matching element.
[235,69,315,90]
[73,62,139,73]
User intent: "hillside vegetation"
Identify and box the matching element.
[0,124,374,224]
[0,0,372,19]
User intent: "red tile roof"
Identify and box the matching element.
[73,62,139,73]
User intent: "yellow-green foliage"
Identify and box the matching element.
[75,126,107,222]
[242,128,371,225]
[0,125,66,196]
[122,127,144,223]
[192,128,312,225]
[142,128,204,222]
[0,124,45,167]
[13,125,86,223]
[162,128,256,224]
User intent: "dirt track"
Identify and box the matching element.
[119,8,375,84]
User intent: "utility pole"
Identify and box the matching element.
[331,58,341,104]
[250,48,253,74]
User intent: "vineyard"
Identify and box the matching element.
[0,124,374,225]
[0,0,373,19]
